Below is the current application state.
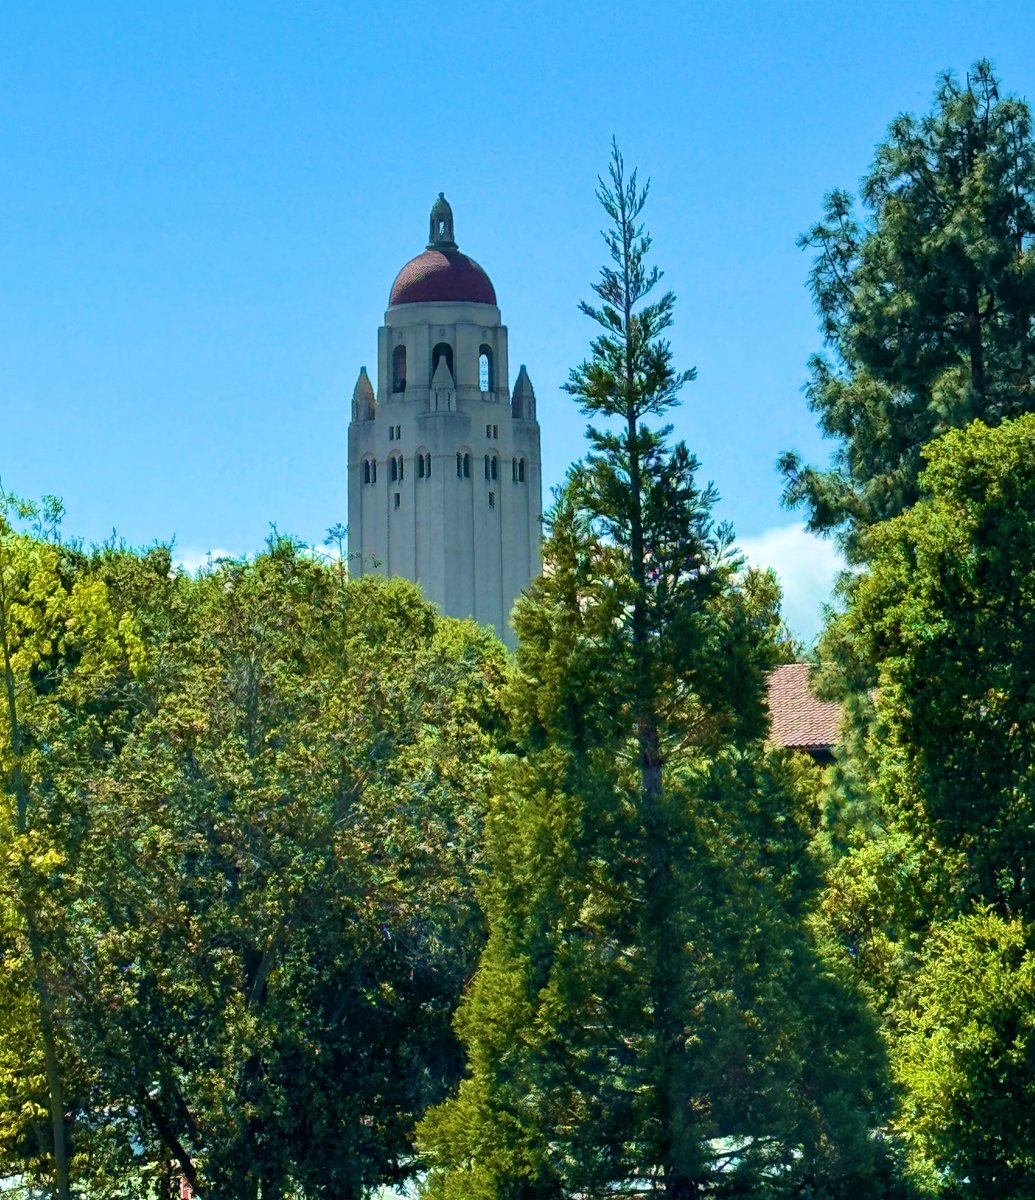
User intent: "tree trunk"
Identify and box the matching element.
[966,277,987,399]
[24,905,71,1200]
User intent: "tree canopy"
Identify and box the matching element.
[417,144,896,1200]
[0,514,507,1198]
[781,61,1035,561]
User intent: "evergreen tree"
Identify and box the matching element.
[781,60,1035,562]
[418,145,897,1200]
[823,415,1035,1194]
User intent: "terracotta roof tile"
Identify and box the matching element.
[389,249,497,306]
[766,663,841,752]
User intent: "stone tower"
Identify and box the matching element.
[347,195,542,647]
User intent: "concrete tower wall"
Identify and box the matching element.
[347,199,542,648]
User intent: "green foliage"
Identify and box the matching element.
[892,910,1035,1194]
[418,145,896,1200]
[0,517,508,1197]
[840,415,1035,918]
[782,61,1035,562]
[822,416,1035,1194]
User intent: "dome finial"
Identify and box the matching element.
[428,193,457,250]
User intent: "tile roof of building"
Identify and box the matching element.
[766,662,842,752]
[389,249,497,306]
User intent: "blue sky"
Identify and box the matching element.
[3,1,1034,639]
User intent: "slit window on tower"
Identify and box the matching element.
[513,456,526,483]
[364,457,377,485]
[479,345,494,392]
[389,454,404,482]
[485,454,498,481]
[457,452,470,478]
[392,345,406,393]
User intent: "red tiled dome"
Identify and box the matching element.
[389,249,497,307]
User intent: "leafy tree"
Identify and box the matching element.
[824,415,1035,1194]
[2,524,508,1197]
[781,60,1035,562]
[419,145,897,1200]
[0,492,145,1198]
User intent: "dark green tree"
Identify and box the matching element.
[418,145,898,1200]
[781,60,1035,562]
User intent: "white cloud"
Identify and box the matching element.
[173,547,238,574]
[737,523,844,645]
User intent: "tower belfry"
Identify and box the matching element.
[428,193,457,250]
[347,196,543,647]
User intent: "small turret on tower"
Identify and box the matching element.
[431,354,455,412]
[512,364,536,420]
[352,366,375,422]
[428,193,458,250]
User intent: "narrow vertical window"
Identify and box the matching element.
[394,492,400,510]
[392,345,407,393]
[364,460,371,485]
[478,345,493,392]
[488,491,495,509]
[418,454,425,478]
[425,453,432,477]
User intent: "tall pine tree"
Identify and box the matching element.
[781,60,1035,562]
[418,145,897,1200]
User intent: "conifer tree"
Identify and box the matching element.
[418,145,896,1200]
[781,60,1035,562]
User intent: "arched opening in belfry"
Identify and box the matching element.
[392,345,407,393]
[432,342,454,380]
[478,345,494,393]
